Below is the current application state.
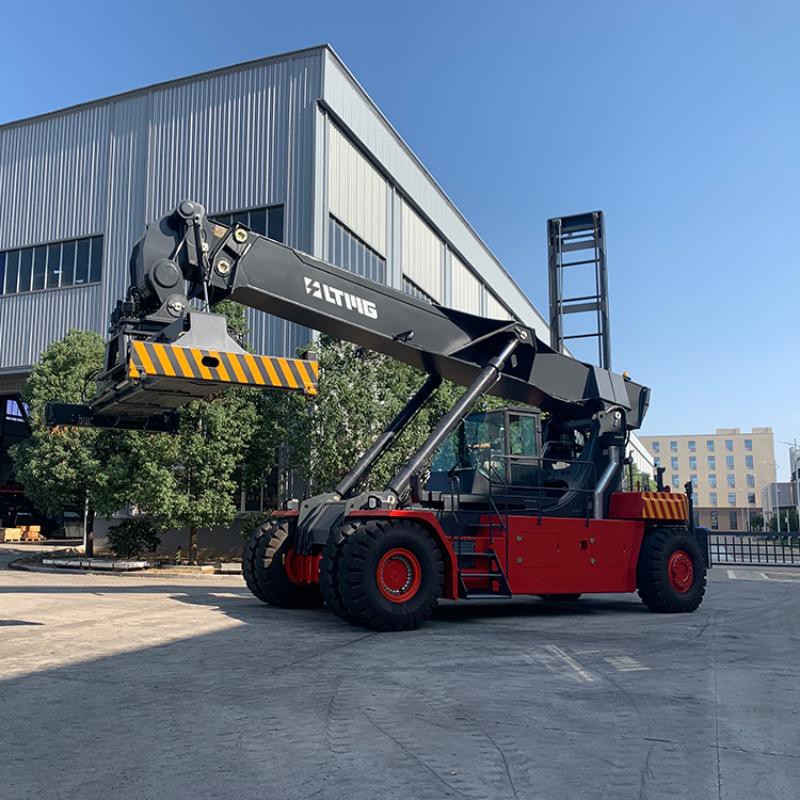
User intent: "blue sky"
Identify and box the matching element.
[2,1,798,477]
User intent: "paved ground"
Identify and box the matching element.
[1,544,798,800]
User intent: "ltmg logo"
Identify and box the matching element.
[304,276,378,319]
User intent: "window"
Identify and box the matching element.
[711,510,719,530]
[744,439,752,451]
[327,216,386,282]
[709,474,717,488]
[670,440,678,452]
[745,455,754,469]
[651,441,660,452]
[689,456,697,470]
[725,439,733,451]
[210,205,284,242]
[690,474,698,488]
[707,455,716,470]
[706,440,715,452]
[688,440,696,452]
[728,492,736,506]
[727,474,735,488]
[0,235,102,295]
[725,455,734,470]
[747,493,756,505]
[746,474,755,488]
[671,474,680,489]
[729,510,738,530]
[710,492,718,507]
[671,456,679,470]
[654,457,661,467]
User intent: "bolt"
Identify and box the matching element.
[233,227,248,244]
[216,259,231,276]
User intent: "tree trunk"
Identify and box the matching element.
[84,493,95,558]
[189,525,198,565]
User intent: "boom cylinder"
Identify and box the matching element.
[335,374,441,498]
[386,337,521,499]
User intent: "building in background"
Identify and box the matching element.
[0,44,557,514]
[642,428,776,532]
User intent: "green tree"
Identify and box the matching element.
[625,463,655,492]
[277,335,504,495]
[748,512,764,532]
[96,389,257,562]
[767,508,799,532]
[11,330,108,554]
[97,300,261,562]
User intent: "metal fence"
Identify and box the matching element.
[709,533,800,566]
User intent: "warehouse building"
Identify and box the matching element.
[0,44,551,516]
[0,44,650,524]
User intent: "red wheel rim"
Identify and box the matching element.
[668,550,694,593]
[283,549,304,585]
[376,548,422,603]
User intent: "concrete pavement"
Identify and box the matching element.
[1,550,798,799]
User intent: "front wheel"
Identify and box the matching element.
[336,519,444,631]
[637,526,706,613]
[241,523,323,609]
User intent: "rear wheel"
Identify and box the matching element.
[336,519,444,631]
[637,526,706,613]
[241,523,323,608]
[319,526,356,622]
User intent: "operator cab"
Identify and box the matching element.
[425,407,597,517]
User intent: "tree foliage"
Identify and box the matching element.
[768,508,799,532]
[13,309,526,558]
[280,335,505,493]
[11,330,107,515]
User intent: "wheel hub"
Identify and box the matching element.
[667,550,694,593]
[376,548,422,603]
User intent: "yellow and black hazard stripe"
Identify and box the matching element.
[127,341,319,395]
[640,492,689,522]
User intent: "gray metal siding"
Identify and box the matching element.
[328,216,386,283]
[321,49,549,338]
[0,51,323,369]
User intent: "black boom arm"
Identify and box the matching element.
[122,201,648,426]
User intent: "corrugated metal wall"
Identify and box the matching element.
[450,251,481,315]
[322,49,550,338]
[327,121,386,256]
[0,51,323,370]
[328,216,386,283]
[485,291,512,320]
[400,199,442,302]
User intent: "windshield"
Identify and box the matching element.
[430,410,538,479]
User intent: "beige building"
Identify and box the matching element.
[641,428,776,532]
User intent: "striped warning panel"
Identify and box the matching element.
[608,491,689,522]
[127,341,319,395]
[640,492,689,521]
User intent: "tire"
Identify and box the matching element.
[637,526,707,613]
[336,519,444,631]
[242,526,270,602]
[241,523,323,609]
[319,526,357,623]
[538,594,581,601]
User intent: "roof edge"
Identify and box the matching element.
[0,44,331,131]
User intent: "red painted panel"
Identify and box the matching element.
[499,517,645,595]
